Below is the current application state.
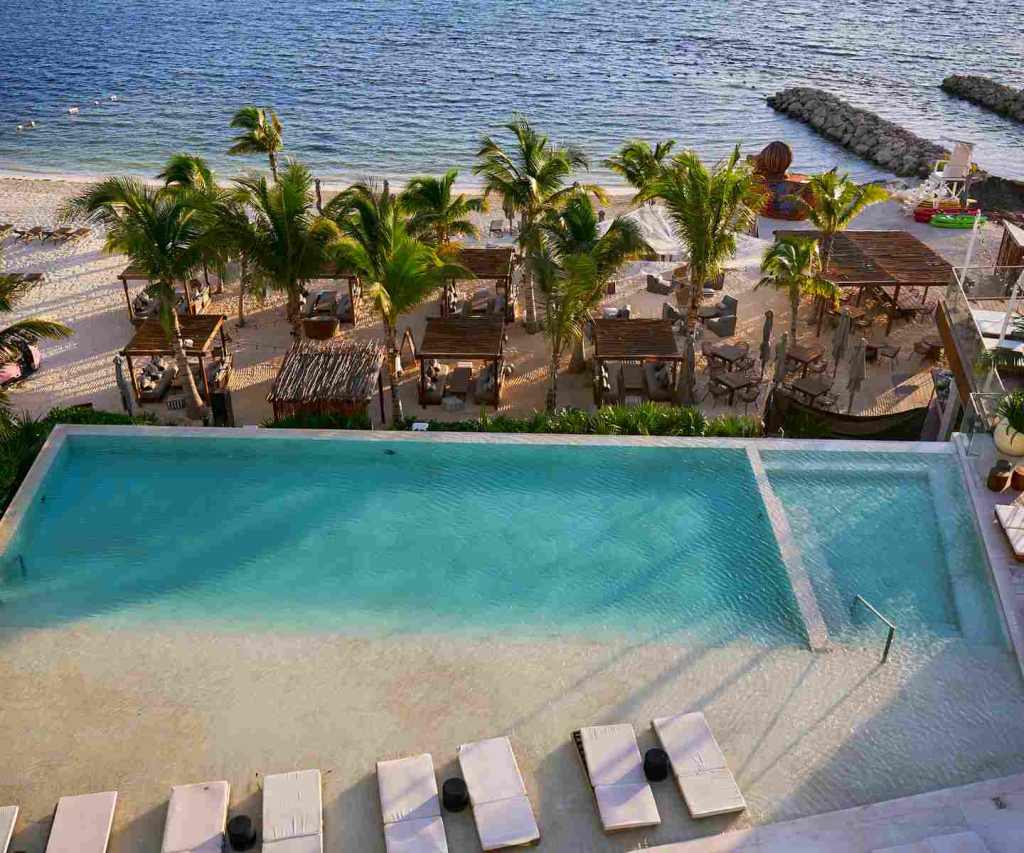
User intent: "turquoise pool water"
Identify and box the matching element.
[0,434,1002,649]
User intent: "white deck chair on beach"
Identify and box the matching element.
[0,806,17,853]
[652,711,746,818]
[573,724,660,832]
[930,141,974,194]
[161,780,230,853]
[45,791,117,853]
[458,736,540,850]
[377,754,449,853]
[263,769,323,853]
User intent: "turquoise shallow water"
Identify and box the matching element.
[0,1,1021,182]
[0,435,1003,649]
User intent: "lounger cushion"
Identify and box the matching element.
[593,783,661,832]
[378,755,441,824]
[383,816,449,853]
[263,769,321,848]
[471,798,539,850]
[995,505,1024,559]
[161,781,229,853]
[459,737,526,803]
[47,791,117,853]
[653,712,746,818]
[0,805,17,853]
[581,724,647,786]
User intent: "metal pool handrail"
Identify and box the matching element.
[852,595,896,664]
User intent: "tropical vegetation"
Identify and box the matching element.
[400,168,485,246]
[757,236,839,338]
[796,169,889,267]
[603,138,675,197]
[228,106,284,180]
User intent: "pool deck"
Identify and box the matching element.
[1,428,1023,852]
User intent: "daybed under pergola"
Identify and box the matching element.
[418,317,505,407]
[446,247,516,321]
[591,318,683,406]
[774,230,954,335]
[119,265,209,325]
[307,261,362,325]
[268,339,386,423]
[120,314,230,403]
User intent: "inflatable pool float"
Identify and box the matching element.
[930,212,986,229]
[914,204,979,223]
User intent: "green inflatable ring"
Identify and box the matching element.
[931,213,986,229]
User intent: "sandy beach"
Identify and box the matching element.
[0,176,1008,426]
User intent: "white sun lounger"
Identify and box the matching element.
[458,736,539,850]
[46,791,117,853]
[161,780,230,853]
[0,806,17,853]
[575,724,660,832]
[995,505,1024,561]
[263,769,323,853]
[652,711,746,818]
[377,754,449,853]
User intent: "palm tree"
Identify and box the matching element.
[757,237,839,339]
[531,194,649,410]
[59,178,208,418]
[0,248,73,418]
[400,169,485,245]
[328,181,471,422]
[228,106,284,181]
[474,115,605,331]
[603,138,675,197]
[797,169,889,269]
[233,161,334,337]
[205,194,260,326]
[638,146,765,331]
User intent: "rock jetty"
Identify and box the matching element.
[941,74,1024,123]
[767,87,948,177]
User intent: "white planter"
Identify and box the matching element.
[993,419,1024,456]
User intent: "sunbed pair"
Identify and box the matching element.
[574,711,745,833]
[377,736,540,852]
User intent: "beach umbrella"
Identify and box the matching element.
[831,310,852,377]
[113,355,135,416]
[760,311,774,378]
[846,338,867,413]
[773,332,789,387]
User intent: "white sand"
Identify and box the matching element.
[0,176,1007,426]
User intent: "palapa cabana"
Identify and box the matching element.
[446,247,516,321]
[268,339,386,423]
[418,317,505,407]
[119,264,208,325]
[121,314,230,403]
[591,318,683,406]
[774,230,954,335]
[307,261,362,325]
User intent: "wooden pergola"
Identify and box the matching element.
[418,317,505,406]
[774,230,954,334]
[310,261,361,325]
[592,318,683,406]
[268,339,386,423]
[119,265,203,325]
[446,247,516,320]
[120,314,229,403]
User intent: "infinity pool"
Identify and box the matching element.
[0,431,1003,650]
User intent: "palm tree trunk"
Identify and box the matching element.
[269,151,279,183]
[546,345,561,412]
[790,285,799,339]
[685,267,703,333]
[385,320,404,423]
[522,265,539,332]
[169,311,206,421]
[287,287,302,338]
[237,257,248,327]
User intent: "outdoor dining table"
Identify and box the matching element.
[790,375,832,404]
[711,371,756,405]
[709,344,747,371]
[785,343,824,377]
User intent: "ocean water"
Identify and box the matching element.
[0,434,1002,651]
[0,1,1021,185]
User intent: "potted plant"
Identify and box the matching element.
[994,391,1024,456]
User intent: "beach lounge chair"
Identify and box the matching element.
[46,791,117,853]
[930,141,973,193]
[161,780,230,853]
[263,769,323,853]
[15,226,44,242]
[652,711,746,819]
[0,806,17,853]
[572,724,660,833]
[644,361,678,403]
[377,753,449,853]
[458,736,540,850]
[995,505,1024,562]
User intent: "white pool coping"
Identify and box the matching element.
[0,425,970,658]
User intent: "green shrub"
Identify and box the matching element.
[263,411,372,430]
[395,405,762,438]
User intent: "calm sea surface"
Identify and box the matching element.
[0,0,1021,184]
